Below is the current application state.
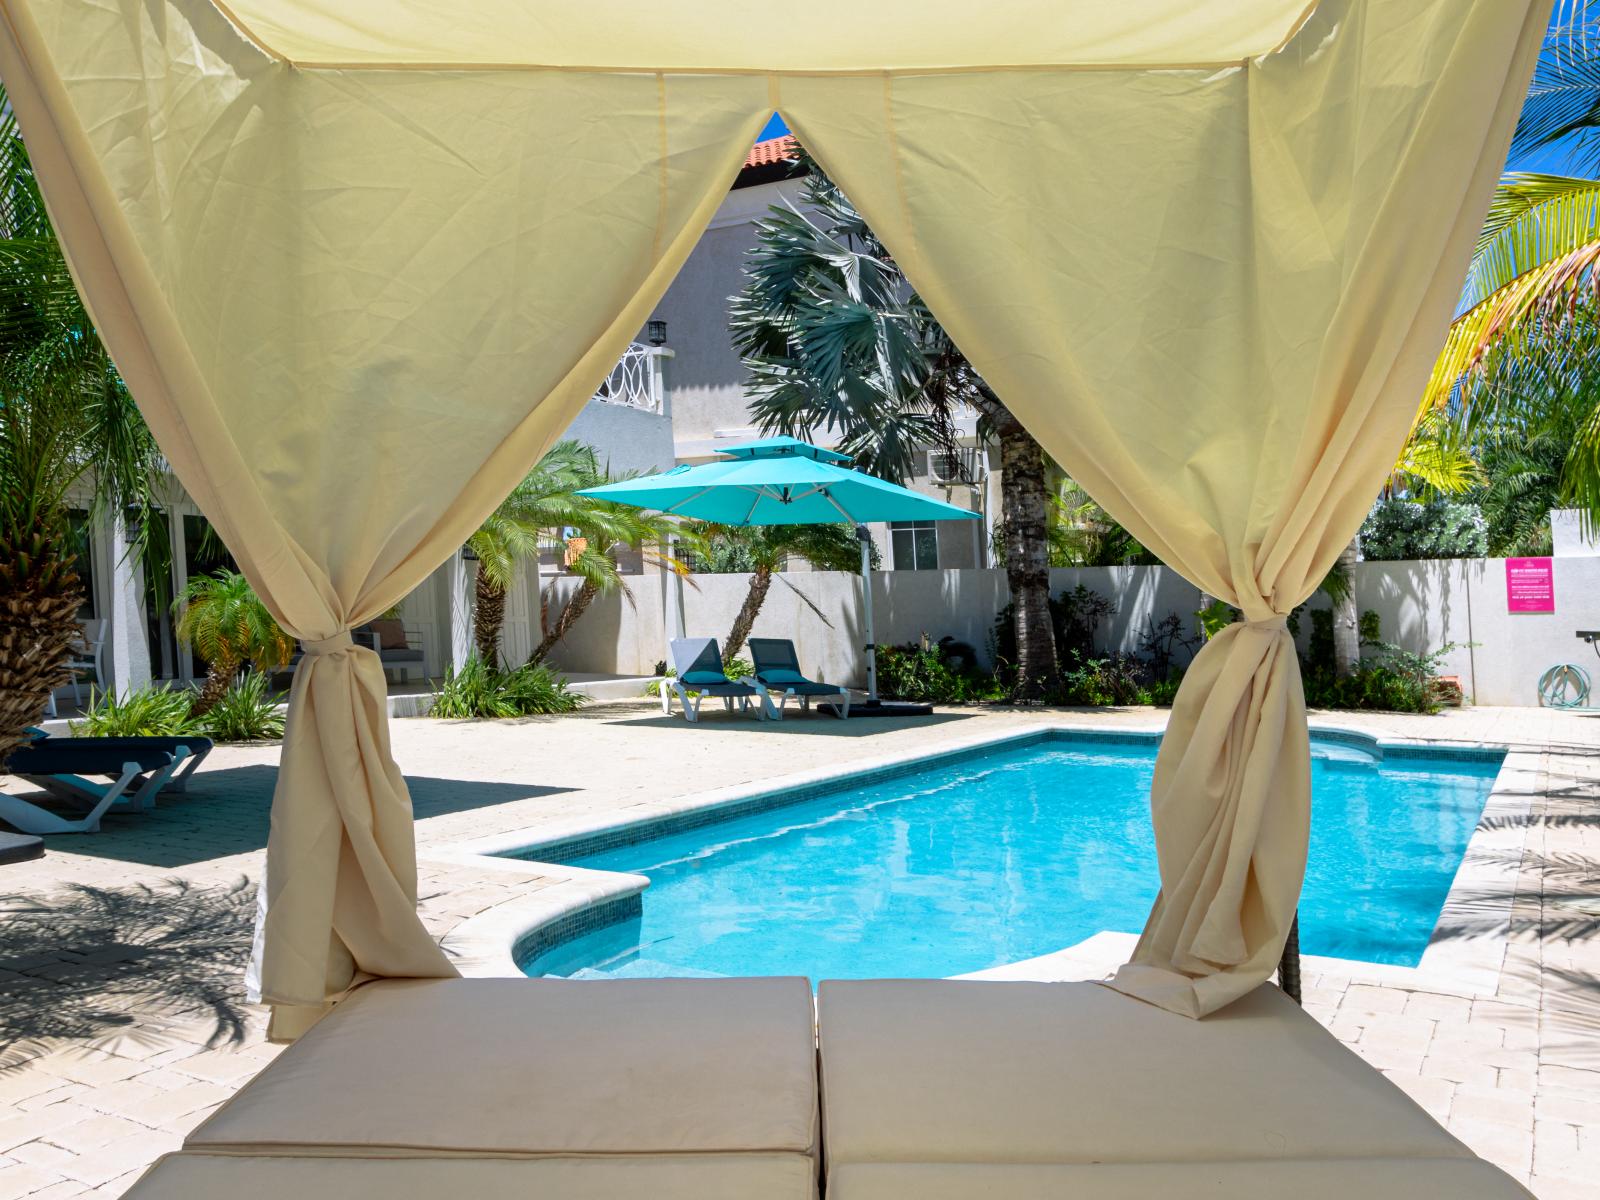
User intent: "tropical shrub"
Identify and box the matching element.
[1050,651,1148,707]
[430,656,586,719]
[1358,499,1487,561]
[73,684,202,737]
[1196,599,1240,640]
[992,583,1116,670]
[1136,613,1200,683]
[201,672,286,742]
[1301,631,1464,715]
[1144,672,1185,707]
[876,638,1002,705]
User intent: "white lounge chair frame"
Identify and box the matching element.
[661,677,779,722]
[1,746,188,834]
[769,687,851,719]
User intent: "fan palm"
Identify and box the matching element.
[731,148,1060,698]
[173,570,295,715]
[0,87,162,761]
[687,522,867,661]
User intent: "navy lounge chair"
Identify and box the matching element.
[21,728,214,794]
[749,639,851,718]
[1,733,212,834]
[0,831,44,864]
[664,638,777,722]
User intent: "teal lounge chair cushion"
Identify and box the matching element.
[682,670,730,685]
[760,669,807,684]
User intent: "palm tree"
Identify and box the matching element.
[465,440,697,668]
[465,441,610,666]
[1421,11,1600,526]
[525,505,697,666]
[731,149,1060,699]
[0,88,162,761]
[173,570,296,715]
[690,523,866,661]
[1045,476,1155,568]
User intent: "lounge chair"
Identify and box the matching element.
[0,831,44,864]
[22,729,214,795]
[815,979,1533,1198]
[664,638,777,722]
[123,977,820,1200]
[749,639,850,718]
[1,739,188,834]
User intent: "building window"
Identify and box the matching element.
[890,521,939,571]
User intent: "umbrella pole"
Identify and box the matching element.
[663,532,686,664]
[857,525,878,704]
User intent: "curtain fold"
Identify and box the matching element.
[0,0,771,1034]
[0,0,1548,1029]
[780,0,1548,1014]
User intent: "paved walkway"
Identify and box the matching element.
[0,703,1596,1198]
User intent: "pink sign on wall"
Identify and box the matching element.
[1505,557,1555,614]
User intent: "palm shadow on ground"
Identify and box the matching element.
[0,877,257,1070]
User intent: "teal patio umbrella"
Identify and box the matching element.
[578,437,980,708]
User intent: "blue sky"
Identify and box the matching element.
[758,6,1591,178]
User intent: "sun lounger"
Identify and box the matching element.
[22,729,214,795]
[124,977,820,1199]
[749,639,851,718]
[664,638,778,722]
[815,979,1532,1199]
[1,739,185,834]
[0,831,44,863]
[122,975,1527,1200]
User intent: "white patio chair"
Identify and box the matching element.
[45,617,106,717]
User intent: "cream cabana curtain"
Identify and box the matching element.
[0,0,1545,1029]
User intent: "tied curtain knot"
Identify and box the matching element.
[300,630,355,657]
[1241,613,1289,635]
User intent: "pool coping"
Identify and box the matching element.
[437,717,1536,998]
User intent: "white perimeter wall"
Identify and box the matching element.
[535,557,1600,707]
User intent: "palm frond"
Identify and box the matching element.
[1423,174,1600,416]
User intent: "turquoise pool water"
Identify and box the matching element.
[524,732,1502,981]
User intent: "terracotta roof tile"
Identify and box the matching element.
[743,135,799,171]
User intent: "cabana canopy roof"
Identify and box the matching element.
[0,0,1549,1036]
[214,0,1316,70]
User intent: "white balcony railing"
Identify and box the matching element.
[592,342,671,414]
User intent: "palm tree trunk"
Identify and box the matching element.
[724,565,774,661]
[1331,535,1361,679]
[527,578,598,666]
[0,518,83,762]
[473,572,507,667]
[995,418,1059,700]
[191,654,239,717]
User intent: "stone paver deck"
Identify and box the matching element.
[1,702,1596,1198]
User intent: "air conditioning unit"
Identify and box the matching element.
[928,447,969,485]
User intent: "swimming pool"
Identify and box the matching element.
[521,730,1503,981]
